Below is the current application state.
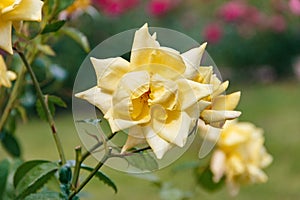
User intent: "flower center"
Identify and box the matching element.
[130,90,151,120]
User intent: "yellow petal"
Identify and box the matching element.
[130,24,186,74]
[0,55,16,87]
[212,91,241,110]
[155,111,192,147]
[0,20,13,54]
[211,80,229,98]
[143,125,172,159]
[201,110,241,124]
[131,23,159,53]
[121,126,146,153]
[177,79,212,110]
[149,74,178,110]
[247,165,268,183]
[2,0,44,22]
[210,150,226,182]
[75,86,112,115]
[197,66,213,83]
[90,57,132,92]
[109,71,151,131]
[7,71,16,81]
[182,43,207,79]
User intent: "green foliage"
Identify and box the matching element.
[24,191,62,200]
[0,130,21,157]
[36,95,67,121]
[14,160,50,187]
[60,27,91,53]
[195,167,224,192]
[124,150,159,171]
[55,0,75,15]
[15,161,59,199]
[0,159,10,199]
[42,21,66,34]
[172,161,202,173]
[159,183,193,200]
[81,165,118,193]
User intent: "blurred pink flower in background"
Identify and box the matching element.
[94,0,139,16]
[147,0,179,16]
[218,1,248,22]
[269,15,286,32]
[203,23,223,44]
[289,0,300,15]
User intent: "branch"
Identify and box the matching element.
[14,47,66,165]
[68,148,112,199]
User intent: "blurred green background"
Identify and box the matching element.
[2,0,300,199]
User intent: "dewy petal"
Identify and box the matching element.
[75,86,112,115]
[90,57,132,92]
[182,43,207,79]
[210,150,226,183]
[156,111,192,147]
[142,125,172,159]
[177,79,212,110]
[1,0,44,21]
[212,91,241,110]
[201,110,241,124]
[121,126,146,153]
[0,20,13,54]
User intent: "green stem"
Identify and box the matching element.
[68,148,112,200]
[14,48,66,165]
[0,67,26,132]
[71,146,82,189]
[80,132,116,163]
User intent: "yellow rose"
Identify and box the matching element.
[0,0,44,54]
[210,120,273,196]
[181,44,241,129]
[0,55,16,88]
[75,24,213,159]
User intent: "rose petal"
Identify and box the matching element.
[177,79,212,110]
[0,20,13,54]
[2,0,44,21]
[212,80,229,97]
[149,74,178,110]
[75,86,112,115]
[143,125,172,159]
[90,57,132,92]
[212,91,241,110]
[121,126,146,153]
[182,43,207,79]
[155,110,192,147]
[210,150,226,182]
[201,110,241,124]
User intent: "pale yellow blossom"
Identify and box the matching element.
[210,120,273,196]
[60,0,91,19]
[0,55,16,88]
[0,0,44,54]
[181,44,241,130]
[75,24,213,159]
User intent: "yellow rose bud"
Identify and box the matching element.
[210,120,273,196]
